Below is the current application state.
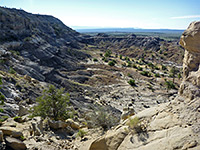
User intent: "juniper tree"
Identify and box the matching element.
[33,84,70,120]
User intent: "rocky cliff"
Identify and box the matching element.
[85,21,200,150]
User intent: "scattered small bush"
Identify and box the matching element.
[20,136,25,141]
[9,67,16,74]
[178,73,182,79]
[104,50,112,57]
[132,64,137,69]
[164,52,168,56]
[10,50,20,56]
[77,129,87,138]
[14,116,23,123]
[125,56,130,61]
[137,66,143,71]
[164,80,176,91]
[154,73,160,78]
[108,61,115,66]
[162,65,167,70]
[0,59,5,64]
[0,93,5,105]
[0,116,9,123]
[102,57,108,62]
[93,58,98,62]
[119,55,123,59]
[0,108,4,113]
[87,106,119,131]
[147,63,154,68]
[128,79,136,87]
[127,61,132,67]
[140,71,151,77]
[155,66,160,70]
[126,117,145,134]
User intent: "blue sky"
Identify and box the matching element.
[0,0,200,29]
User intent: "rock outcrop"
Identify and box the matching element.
[85,21,200,150]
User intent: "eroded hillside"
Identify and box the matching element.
[0,7,192,150]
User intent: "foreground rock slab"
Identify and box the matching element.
[5,137,27,150]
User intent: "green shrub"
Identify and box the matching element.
[0,59,5,64]
[119,55,123,59]
[137,66,143,71]
[126,117,144,134]
[162,65,167,70]
[14,116,23,123]
[108,61,115,66]
[10,50,20,56]
[140,71,151,77]
[125,56,130,61]
[102,57,108,62]
[32,84,70,121]
[164,52,168,56]
[93,58,98,62]
[87,106,119,131]
[140,58,145,62]
[112,59,117,64]
[154,73,160,77]
[164,80,176,91]
[77,129,87,138]
[0,116,9,122]
[155,66,160,70]
[132,64,137,69]
[128,79,136,87]
[147,63,154,68]
[20,136,25,141]
[127,61,132,67]
[9,67,16,74]
[0,108,4,113]
[178,73,182,79]
[104,50,112,57]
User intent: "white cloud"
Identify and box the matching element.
[171,15,200,19]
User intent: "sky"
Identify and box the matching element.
[0,0,200,29]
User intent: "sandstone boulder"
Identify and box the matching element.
[5,137,27,150]
[0,127,23,138]
[89,126,128,150]
[65,119,80,130]
[48,120,67,130]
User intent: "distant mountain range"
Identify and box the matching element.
[74,27,184,33]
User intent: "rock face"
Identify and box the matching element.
[179,21,200,99]
[85,21,200,150]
